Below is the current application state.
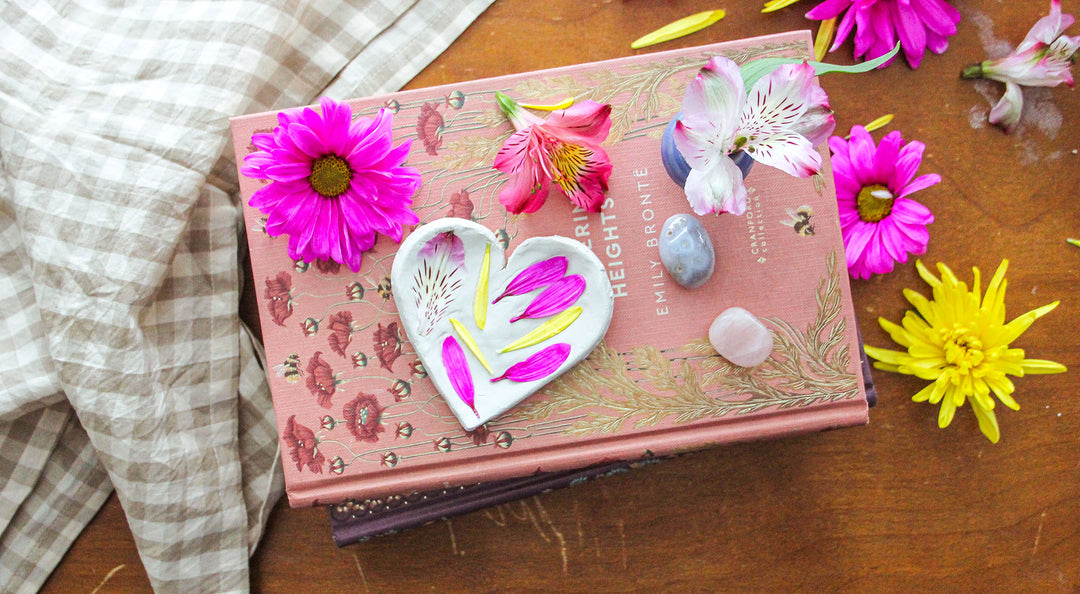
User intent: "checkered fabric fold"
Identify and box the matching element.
[0,1,492,591]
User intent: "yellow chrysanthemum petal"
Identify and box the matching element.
[762,0,801,13]
[970,400,1001,443]
[1020,358,1068,374]
[861,113,894,134]
[915,260,941,287]
[872,361,901,373]
[938,390,957,428]
[813,18,836,61]
[903,289,938,327]
[969,379,995,411]
[863,344,906,365]
[928,378,949,404]
[912,382,936,402]
[630,10,726,49]
[880,317,918,348]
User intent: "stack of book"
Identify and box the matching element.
[231,31,873,545]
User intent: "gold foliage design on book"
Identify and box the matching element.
[509,252,857,435]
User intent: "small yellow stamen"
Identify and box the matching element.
[856,184,894,222]
[630,10,726,49]
[520,98,576,111]
[814,17,836,61]
[550,142,590,195]
[762,0,801,13]
[309,154,352,198]
[1067,238,1080,248]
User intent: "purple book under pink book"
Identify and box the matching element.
[230,31,873,517]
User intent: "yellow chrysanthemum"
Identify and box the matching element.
[864,259,1066,443]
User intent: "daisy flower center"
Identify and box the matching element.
[309,154,353,198]
[856,184,895,223]
[940,325,985,372]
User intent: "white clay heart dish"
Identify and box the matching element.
[391,218,614,430]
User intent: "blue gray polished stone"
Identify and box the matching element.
[658,214,715,289]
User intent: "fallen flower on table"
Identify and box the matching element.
[961,0,1079,133]
[864,260,1066,443]
[806,0,961,68]
[671,56,835,216]
[493,91,613,214]
[831,125,938,279]
[242,97,422,272]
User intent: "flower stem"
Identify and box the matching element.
[960,63,985,79]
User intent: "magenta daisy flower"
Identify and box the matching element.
[830,125,938,279]
[806,0,961,68]
[242,97,421,272]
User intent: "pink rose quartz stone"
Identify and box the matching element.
[708,307,773,367]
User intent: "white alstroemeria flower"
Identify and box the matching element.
[962,0,1080,132]
[673,56,834,216]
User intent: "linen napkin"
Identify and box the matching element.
[0,0,492,591]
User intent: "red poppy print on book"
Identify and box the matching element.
[327,311,354,358]
[373,322,403,371]
[314,259,341,274]
[447,188,474,220]
[264,271,294,326]
[343,393,385,443]
[305,351,337,408]
[417,102,445,155]
[284,415,324,474]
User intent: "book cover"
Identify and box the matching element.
[327,357,874,545]
[231,31,870,508]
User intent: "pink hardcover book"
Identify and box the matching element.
[231,31,869,507]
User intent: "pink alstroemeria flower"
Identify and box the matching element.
[673,57,834,216]
[493,92,613,214]
[806,0,961,68]
[961,0,1080,132]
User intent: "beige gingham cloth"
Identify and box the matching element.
[0,1,492,591]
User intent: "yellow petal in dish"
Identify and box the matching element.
[630,10,725,49]
[449,318,494,375]
[474,244,490,330]
[500,306,582,353]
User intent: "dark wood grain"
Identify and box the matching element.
[42,1,1080,591]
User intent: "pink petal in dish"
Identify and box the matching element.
[441,336,476,415]
[491,343,572,382]
[509,274,586,323]
[491,256,568,304]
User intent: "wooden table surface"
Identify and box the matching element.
[42,1,1080,591]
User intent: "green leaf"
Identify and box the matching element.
[739,42,901,88]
